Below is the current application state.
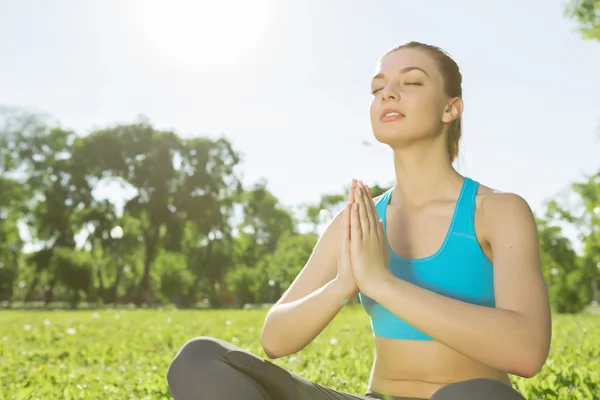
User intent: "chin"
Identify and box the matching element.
[372,128,410,147]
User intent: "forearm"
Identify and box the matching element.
[368,277,541,376]
[261,279,352,359]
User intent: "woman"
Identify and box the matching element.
[166,41,552,400]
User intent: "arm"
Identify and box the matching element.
[261,197,358,359]
[354,186,552,377]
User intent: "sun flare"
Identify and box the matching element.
[128,0,274,72]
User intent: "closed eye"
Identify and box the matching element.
[371,83,421,94]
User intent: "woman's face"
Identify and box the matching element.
[369,48,451,148]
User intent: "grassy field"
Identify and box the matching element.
[1,305,599,400]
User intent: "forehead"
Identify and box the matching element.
[373,48,440,80]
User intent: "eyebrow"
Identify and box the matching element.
[372,66,430,80]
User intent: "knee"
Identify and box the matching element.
[166,337,229,384]
[173,336,230,362]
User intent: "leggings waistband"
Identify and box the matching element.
[365,391,425,400]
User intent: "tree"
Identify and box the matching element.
[51,247,93,308]
[565,0,600,41]
[536,216,588,313]
[0,108,96,303]
[0,177,25,305]
[80,123,241,304]
[545,172,600,309]
[235,179,296,269]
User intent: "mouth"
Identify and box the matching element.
[380,108,405,122]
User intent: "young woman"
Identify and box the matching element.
[166,41,552,400]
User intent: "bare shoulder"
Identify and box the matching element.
[475,183,537,239]
[476,184,533,216]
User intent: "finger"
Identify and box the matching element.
[351,200,362,242]
[341,204,351,250]
[347,179,356,205]
[339,205,347,245]
[363,183,378,235]
[356,182,370,237]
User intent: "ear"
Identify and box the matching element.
[442,97,463,124]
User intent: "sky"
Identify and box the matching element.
[1,0,599,225]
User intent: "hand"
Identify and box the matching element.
[334,179,359,299]
[350,180,393,296]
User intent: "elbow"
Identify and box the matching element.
[508,342,549,378]
[512,361,543,379]
[262,344,283,360]
[260,333,280,359]
[260,322,285,360]
[260,334,287,360]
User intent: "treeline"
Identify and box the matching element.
[0,108,598,313]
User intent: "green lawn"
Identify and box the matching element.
[1,306,598,399]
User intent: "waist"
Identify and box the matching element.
[367,337,511,398]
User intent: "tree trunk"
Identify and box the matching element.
[43,276,58,305]
[135,228,159,305]
[108,259,123,303]
[24,276,39,302]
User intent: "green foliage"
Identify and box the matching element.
[51,247,94,308]
[542,172,600,311]
[156,251,194,303]
[0,260,17,300]
[259,230,318,294]
[226,231,319,306]
[1,107,598,315]
[0,307,598,399]
[537,218,591,313]
[225,265,265,305]
[565,0,600,41]
[0,177,23,301]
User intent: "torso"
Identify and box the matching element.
[361,177,511,399]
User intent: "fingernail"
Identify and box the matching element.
[352,178,356,186]
[355,187,361,197]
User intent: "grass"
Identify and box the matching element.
[1,305,599,399]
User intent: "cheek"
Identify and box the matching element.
[369,100,379,122]
[410,94,442,121]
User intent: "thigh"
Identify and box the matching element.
[431,378,526,400]
[215,339,368,400]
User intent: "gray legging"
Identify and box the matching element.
[166,337,526,400]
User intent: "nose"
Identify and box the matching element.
[380,84,399,102]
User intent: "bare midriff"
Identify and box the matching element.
[367,337,512,399]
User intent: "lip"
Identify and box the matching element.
[380,107,405,122]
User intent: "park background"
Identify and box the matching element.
[0,0,599,398]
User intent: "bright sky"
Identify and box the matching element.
[1,0,599,222]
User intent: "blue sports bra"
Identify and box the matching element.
[358,177,496,340]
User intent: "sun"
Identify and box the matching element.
[127,0,275,72]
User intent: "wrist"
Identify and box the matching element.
[362,271,395,299]
[328,279,357,306]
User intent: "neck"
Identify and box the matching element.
[390,144,463,207]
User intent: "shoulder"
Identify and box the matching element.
[475,183,537,241]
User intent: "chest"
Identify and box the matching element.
[383,198,492,261]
